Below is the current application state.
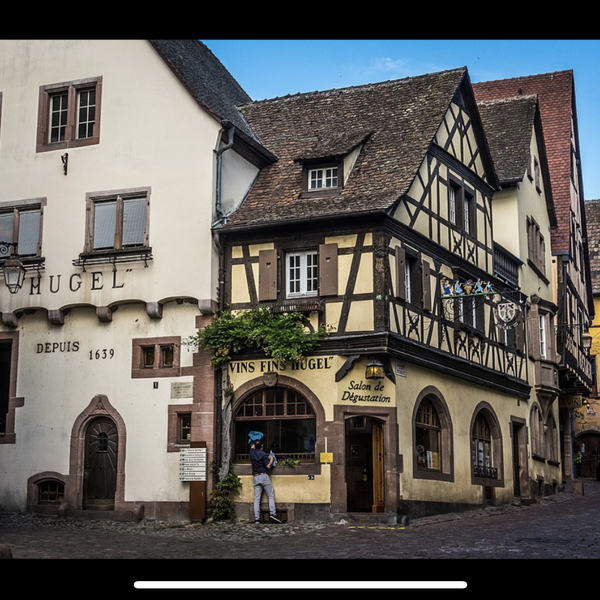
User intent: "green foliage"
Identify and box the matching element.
[215,469,242,495]
[209,468,242,521]
[279,458,301,468]
[190,308,328,367]
[209,490,236,521]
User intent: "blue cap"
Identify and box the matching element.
[248,430,264,445]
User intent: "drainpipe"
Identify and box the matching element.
[213,121,234,479]
[215,121,235,222]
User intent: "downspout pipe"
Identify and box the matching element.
[213,121,234,479]
[215,120,235,222]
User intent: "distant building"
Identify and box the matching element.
[478,93,562,497]
[574,199,600,477]
[474,72,594,485]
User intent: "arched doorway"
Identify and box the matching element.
[345,416,384,513]
[83,416,118,510]
[576,431,600,478]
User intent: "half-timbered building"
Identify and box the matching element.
[215,67,542,521]
[474,72,594,484]
[574,199,600,478]
[477,94,562,497]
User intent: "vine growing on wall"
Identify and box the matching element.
[187,308,328,367]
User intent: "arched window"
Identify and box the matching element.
[415,398,441,471]
[233,386,316,463]
[412,389,453,481]
[531,404,544,458]
[546,413,559,463]
[471,412,497,480]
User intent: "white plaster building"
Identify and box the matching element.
[0,40,272,519]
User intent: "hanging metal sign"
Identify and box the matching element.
[494,300,521,330]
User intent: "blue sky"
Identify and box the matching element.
[202,39,600,200]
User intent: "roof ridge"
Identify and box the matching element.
[241,66,468,107]
[474,69,573,87]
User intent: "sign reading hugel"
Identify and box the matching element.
[26,270,128,295]
[179,447,207,482]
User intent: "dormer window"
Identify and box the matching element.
[309,166,338,190]
[301,159,343,197]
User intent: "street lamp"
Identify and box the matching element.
[582,332,593,353]
[0,242,25,294]
[365,358,385,380]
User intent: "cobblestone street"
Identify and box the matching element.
[2,480,600,593]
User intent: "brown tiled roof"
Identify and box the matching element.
[477,95,556,225]
[585,200,600,294]
[477,96,538,184]
[223,67,470,229]
[473,71,576,252]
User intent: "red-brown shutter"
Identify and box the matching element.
[319,243,338,297]
[395,246,406,300]
[421,259,432,311]
[258,249,278,301]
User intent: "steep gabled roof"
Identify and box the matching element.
[473,71,577,252]
[149,39,256,141]
[585,199,600,295]
[222,67,475,229]
[477,96,537,184]
[477,94,556,225]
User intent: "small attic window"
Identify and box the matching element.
[309,166,338,190]
[301,159,343,197]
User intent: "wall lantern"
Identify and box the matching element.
[365,358,385,380]
[0,243,25,294]
[582,332,593,352]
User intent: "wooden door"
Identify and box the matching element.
[83,417,118,510]
[372,421,385,513]
[579,433,600,478]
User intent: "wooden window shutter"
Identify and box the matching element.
[319,243,338,296]
[515,314,526,353]
[395,246,406,300]
[258,249,278,301]
[476,298,486,332]
[421,259,432,311]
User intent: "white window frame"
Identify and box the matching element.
[404,260,412,302]
[286,250,318,298]
[37,76,102,152]
[539,314,547,358]
[308,166,338,190]
[75,87,97,141]
[448,186,456,225]
[463,195,471,234]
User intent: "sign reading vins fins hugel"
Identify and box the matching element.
[179,448,207,482]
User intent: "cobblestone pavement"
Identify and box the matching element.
[2,481,600,592]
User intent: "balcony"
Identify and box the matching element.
[493,243,521,287]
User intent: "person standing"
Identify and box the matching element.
[250,439,281,523]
